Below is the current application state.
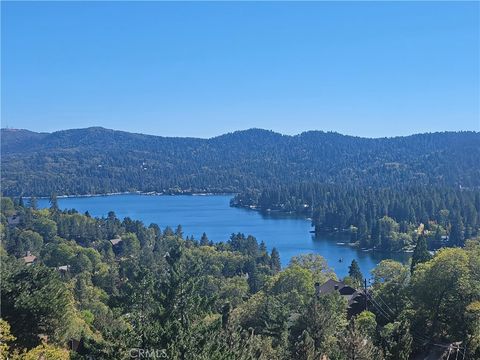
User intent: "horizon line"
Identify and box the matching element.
[1,125,479,141]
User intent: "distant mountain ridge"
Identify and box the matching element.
[1,127,479,196]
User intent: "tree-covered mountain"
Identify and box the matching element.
[1,127,479,196]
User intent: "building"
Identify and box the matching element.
[22,251,37,265]
[109,236,122,246]
[315,279,367,318]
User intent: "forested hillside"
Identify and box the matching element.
[2,197,479,359]
[232,184,480,252]
[1,127,479,196]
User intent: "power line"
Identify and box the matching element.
[365,288,468,358]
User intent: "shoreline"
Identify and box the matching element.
[232,203,415,255]
[34,192,412,257]
[36,191,237,200]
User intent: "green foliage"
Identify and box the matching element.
[410,235,431,273]
[0,257,85,348]
[234,184,479,252]
[1,197,15,216]
[379,319,412,360]
[270,247,281,273]
[339,317,383,360]
[1,198,478,359]
[9,229,43,257]
[118,233,140,257]
[20,342,70,360]
[290,293,347,359]
[31,217,57,242]
[348,259,363,286]
[2,128,480,196]
[0,319,16,358]
[371,260,410,318]
[409,248,477,343]
[355,311,377,339]
[289,253,334,282]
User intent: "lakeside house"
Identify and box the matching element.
[315,279,366,318]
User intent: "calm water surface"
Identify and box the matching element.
[39,194,408,278]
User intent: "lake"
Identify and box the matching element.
[38,194,408,278]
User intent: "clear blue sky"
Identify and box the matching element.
[2,1,479,138]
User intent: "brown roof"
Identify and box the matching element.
[109,237,122,246]
[22,255,37,264]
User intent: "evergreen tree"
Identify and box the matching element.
[410,235,431,273]
[349,259,363,286]
[380,320,412,360]
[294,330,315,360]
[270,247,281,273]
[449,216,465,247]
[175,225,183,238]
[340,318,382,360]
[200,232,209,246]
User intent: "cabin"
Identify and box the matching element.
[315,279,366,318]
[22,251,37,265]
[109,236,122,246]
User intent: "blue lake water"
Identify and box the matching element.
[38,194,408,278]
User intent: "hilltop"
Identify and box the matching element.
[1,127,479,196]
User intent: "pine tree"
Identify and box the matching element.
[410,235,431,273]
[270,247,281,273]
[349,259,363,286]
[200,232,209,246]
[294,330,315,360]
[449,216,464,247]
[175,225,183,238]
[340,318,382,360]
[390,320,412,360]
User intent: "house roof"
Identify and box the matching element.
[317,279,364,306]
[22,255,37,264]
[109,237,122,246]
[317,279,355,295]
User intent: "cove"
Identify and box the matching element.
[38,194,409,278]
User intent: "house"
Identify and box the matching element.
[22,251,37,265]
[315,279,367,318]
[7,214,21,227]
[109,236,122,246]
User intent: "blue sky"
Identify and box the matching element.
[2,1,479,138]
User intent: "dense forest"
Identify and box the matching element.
[232,184,480,251]
[1,127,479,196]
[1,197,480,359]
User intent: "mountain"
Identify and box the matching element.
[1,127,479,196]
